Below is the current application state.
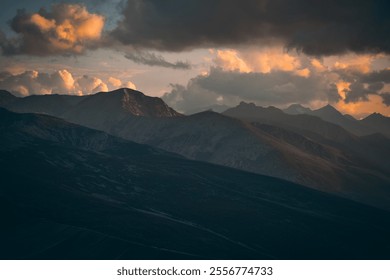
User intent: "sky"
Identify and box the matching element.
[0,0,389,118]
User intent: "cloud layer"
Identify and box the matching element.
[111,0,390,55]
[1,3,105,55]
[0,70,136,96]
[124,50,192,69]
[163,49,390,115]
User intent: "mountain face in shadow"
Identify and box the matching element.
[1,108,390,260]
[110,111,390,209]
[224,102,390,165]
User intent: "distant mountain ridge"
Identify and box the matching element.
[3,89,388,138]
[283,103,390,137]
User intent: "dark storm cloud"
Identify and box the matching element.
[381,93,390,106]
[339,69,390,103]
[360,69,390,83]
[124,51,192,69]
[111,0,390,55]
[1,4,105,56]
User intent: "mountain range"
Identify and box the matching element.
[1,108,390,259]
[283,103,390,137]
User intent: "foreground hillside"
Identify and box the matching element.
[1,108,390,259]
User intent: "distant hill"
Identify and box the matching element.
[1,108,390,259]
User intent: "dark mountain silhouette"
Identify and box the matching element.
[361,113,390,138]
[1,108,390,260]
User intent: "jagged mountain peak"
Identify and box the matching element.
[61,88,182,132]
[364,112,386,120]
[284,103,312,115]
[225,102,285,116]
[90,88,182,118]
[315,104,342,115]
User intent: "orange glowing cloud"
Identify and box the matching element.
[335,81,351,100]
[335,95,390,118]
[8,3,105,55]
[324,53,377,73]
[213,47,309,77]
[311,59,327,72]
[213,49,252,73]
[108,77,137,90]
[0,69,123,96]
[108,77,123,88]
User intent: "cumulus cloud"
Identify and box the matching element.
[212,47,309,76]
[0,70,136,96]
[111,0,390,55]
[0,70,76,96]
[1,3,105,55]
[123,81,137,90]
[108,76,136,90]
[124,50,192,69]
[76,75,108,94]
[108,77,122,88]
